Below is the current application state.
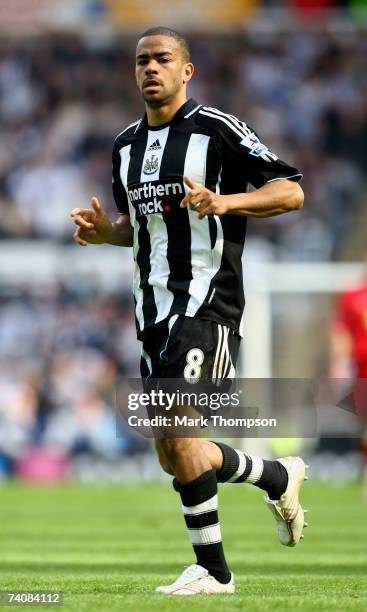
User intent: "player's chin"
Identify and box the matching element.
[142,90,165,103]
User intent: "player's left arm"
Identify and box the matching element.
[180,176,304,219]
[181,115,304,218]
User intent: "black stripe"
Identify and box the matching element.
[133,296,141,339]
[136,216,157,324]
[205,138,221,250]
[214,441,240,483]
[193,541,222,549]
[208,217,217,250]
[112,142,129,214]
[127,130,157,327]
[140,354,150,380]
[184,511,218,529]
[205,136,221,191]
[234,455,253,483]
[173,468,216,506]
[127,130,148,183]
[159,129,193,316]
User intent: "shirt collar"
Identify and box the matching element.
[136,98,200,132]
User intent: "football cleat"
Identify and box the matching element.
[264,456,308,547]
[155,564,235,595]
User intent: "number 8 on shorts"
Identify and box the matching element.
[184,348,204,384]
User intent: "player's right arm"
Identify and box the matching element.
[70,197,133,247]
[71,128,137,247]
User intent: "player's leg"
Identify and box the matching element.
[155,437,210,481]
[156,434,308,547]
[142,318,234,594]
[157,436,296,502]
[201,439,308,546]
[189,320,308,547]
[202,440,289,499]
[155,436,233,593]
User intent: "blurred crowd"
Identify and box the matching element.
[1,29,367,479]
[0,283,149,479]
[0,30,366,258]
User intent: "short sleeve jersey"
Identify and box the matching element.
[112,98,302,338]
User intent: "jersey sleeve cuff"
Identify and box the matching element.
[265,173,303,184]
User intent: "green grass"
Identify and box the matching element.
[0,480,366,611]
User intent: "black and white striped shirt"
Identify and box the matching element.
[112,98,302,338]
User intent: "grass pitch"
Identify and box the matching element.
[0,479,366,611]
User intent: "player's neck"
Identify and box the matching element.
[146,94,188,127]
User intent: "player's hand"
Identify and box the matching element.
[70,197,113,246]
[180,176,230,219]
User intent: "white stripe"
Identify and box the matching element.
[239,308,245,339]
[119,145,136,248]
[265,174,303,183]
[168,313,179,334]
[222,326,235,379]
[215,166,222,195]
[140,127,175,324]
[227,359,236,379]
[114,120,141,140]
[202,106,253,140]
[141,127,170,182]
[118,145,133,219]
[228,450,247,483]
[119,145,144,330]
[212,324,223,383]
[217,326,229,381]
[159,314,179,359]
[199,109,246,142]
[246,456,264,484]
[183,133,224,317]
[141,348,152,375]
[216,325,226,380]
[182,493,218,516]
[188,524,221,545]
[184,104,202,119]
[222,327,230,379]
[212,170,224,292]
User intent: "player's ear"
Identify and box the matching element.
[183,63,194,84]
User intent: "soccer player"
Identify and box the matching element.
[71,27,307,595]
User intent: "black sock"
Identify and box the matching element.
[173,468,231,584]
[214,441,288,500]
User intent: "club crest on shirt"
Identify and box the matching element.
[143,154,159,175]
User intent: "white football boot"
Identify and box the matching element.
[264,456,309,547]
[156,564,235,595]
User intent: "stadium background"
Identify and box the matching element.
[0,1,366,481]
[1,2,367,610]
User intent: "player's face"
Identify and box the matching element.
[135,35,192,107]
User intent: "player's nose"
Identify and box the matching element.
[145,61,159,75]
